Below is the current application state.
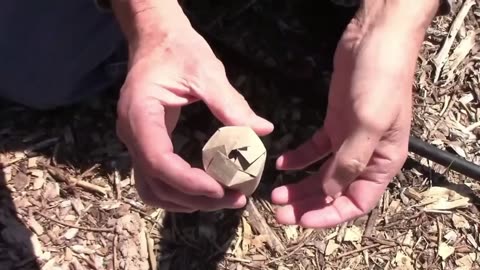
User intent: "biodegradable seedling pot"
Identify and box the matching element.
[202,126,266,196]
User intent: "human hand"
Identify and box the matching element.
[271,4,434,228]
[115,9,273,213]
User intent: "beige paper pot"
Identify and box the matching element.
[202,126,267,196]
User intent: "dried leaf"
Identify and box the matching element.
[139,229,148,259]
[394,251,414,270]
[438,242,455,260]
[251,235,268,249]
[70,245,96,254]
[242,217,252,254]
[41,257,59,270]
[13,172,30,191]
[64,247,73,261]
[71,199,85,215]
[466,234,479,250]
[30,169,44,178]
[343,225,362,243]
[63,215,76,222]
[38,251,51,261]
[3,166,12,182]
[100,200,121,210]
[284,225,298,242]
[27,216,44,235]
[70,257,86,270]
[387,200,401,214]
[325,240,339,256]
[459,93,475,105]
[44,182,60,200]
[31,174,45,190]
[27,157,38,168]
[452,214,470,229]
[447,143,467,158]
[251,254,267,261]
[30,233,43,257]
[455,253,476,268]
[444,230,458,243]
[420,186,471,211]
[402,230,414,247]
[63,228,79,240]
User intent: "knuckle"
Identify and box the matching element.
[355,109,388,133]
[141,152,166,176]
[398,148,409,162]
[135,184,158,207]
[210,58,227,74]
[337,157,366,177]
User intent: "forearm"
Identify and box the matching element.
[110,0,191,50]
[356,0,439,43]
[347,0,439,66]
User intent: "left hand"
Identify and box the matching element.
[271,14,423,228]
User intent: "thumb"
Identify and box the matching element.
[200,76,274,136]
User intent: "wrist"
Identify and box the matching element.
[111,0,191,52]
[355,0,439,40]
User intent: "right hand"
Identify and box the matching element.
[115,14,274,213]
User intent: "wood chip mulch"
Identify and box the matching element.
[0,0,479,269]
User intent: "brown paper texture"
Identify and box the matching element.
[202,126,266,196]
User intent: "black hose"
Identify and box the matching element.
[408,136,480,180]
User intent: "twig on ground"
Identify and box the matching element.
[245,199,286,254]
[34,211,114,233]
[336,222,348,243]
[363,236,415,249]
[225,257,252,263]
[79,164,100,178]
[42,163,109,195]
[0,156,25,169]
[337,244,381,257]
[429,93,457,139]
[112,161,122,200]
[113,234,119,270]
[380,212,423,229]
[436,217,443,259]
[364,208,380,238]
[147,232,157,270]
[267,242,304,264]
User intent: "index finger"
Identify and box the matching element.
[127,99,226,198]
[320,125,383,197]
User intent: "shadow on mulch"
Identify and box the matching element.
[404,158,480,206]
[0,167,41,270]
[0,1,360,269]
[0,98,121,269]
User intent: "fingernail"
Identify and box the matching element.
[271,186,288,204]
[253,117,274,131]
[276,156,284,169]
[207,189,224,199]
[275,205,297,225]
[233,195,247,208]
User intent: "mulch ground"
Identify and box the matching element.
[0,0,479,269]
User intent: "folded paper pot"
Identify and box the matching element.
[202,126,267,196]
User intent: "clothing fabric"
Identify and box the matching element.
[0,0,454,110]
[0,0,126,109]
